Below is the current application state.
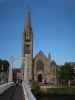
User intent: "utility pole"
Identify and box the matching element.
[8,56,14,82]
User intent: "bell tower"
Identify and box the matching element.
[23,10,33,81]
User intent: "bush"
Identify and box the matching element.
[31,81,41,98]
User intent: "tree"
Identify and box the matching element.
[0,59,2,72]
[0,59,10,82]
[59,63,73,87]
[0,59,9,72]
[3,60,9,72]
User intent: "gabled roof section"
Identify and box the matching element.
[34,50,48,61]
[24,9,32,33]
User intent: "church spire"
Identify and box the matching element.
[23,8,33,81]
[25,9,32,33]
[48,52,51,62]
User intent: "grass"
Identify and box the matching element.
[31,81,75,99]
[47,87,75,95]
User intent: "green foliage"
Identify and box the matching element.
[31,81,40,91]
[59,63,73,81]
[31,81,41,97]
[47,87,75,95]
[0,59,9,72]
[32,86,75,99]
[0,59,2,72]
[3,60,9,72]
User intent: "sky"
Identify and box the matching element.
[0,0,75,67]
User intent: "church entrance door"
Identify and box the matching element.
[38,74,42,82]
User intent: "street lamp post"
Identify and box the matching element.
[8,56,14,82]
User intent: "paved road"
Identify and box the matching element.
[0,84,25,100]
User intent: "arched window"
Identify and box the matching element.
[36,60,44,71]
[25,32,31,41]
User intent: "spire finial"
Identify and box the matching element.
[25,7,32,32]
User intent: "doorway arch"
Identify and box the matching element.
[38,74,42,82]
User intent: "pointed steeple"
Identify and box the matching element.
[48,52,51,61]
[25,9,32,33]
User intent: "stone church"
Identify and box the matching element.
[23,11,56,84]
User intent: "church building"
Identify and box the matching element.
[23,11,57,84]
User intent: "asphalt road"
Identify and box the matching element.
[0,84,25,100]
